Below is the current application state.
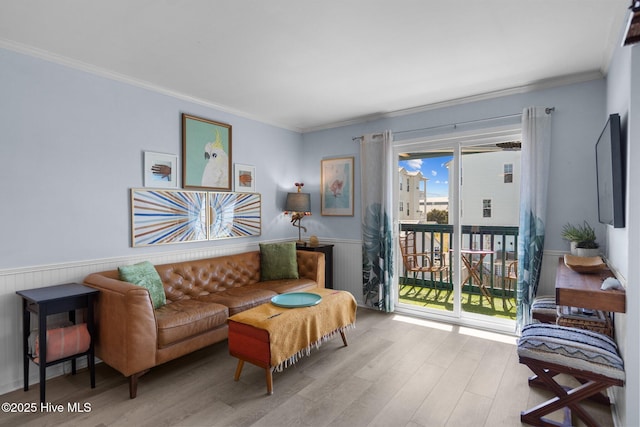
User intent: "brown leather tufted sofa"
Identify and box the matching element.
[83,250,324,398]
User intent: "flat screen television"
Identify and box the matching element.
[595,113,625,228]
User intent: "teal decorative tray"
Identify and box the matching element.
[271,292,322,308]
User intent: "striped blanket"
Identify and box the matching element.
[517,323,625,381]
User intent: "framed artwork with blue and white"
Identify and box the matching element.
[321,156,354,216]
[182,113,232,191]
[209,192,261,240]
[131,189,208,247]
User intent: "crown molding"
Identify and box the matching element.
[0,38,304,133]
[2,38,604,135]
[302,70,604,133]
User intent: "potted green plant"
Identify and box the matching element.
[561,221,599,257]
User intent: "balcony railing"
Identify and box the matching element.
[399,223,518,301]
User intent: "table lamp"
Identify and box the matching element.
[284,182,311,245]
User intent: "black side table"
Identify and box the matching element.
[16,283,98,404]
[297,244,334,289]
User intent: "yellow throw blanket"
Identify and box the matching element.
[228,289,357,371]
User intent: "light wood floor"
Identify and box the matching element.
[1,308,615,427]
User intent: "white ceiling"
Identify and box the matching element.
[0,1,631,132]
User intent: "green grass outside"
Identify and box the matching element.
[398,284,516,320]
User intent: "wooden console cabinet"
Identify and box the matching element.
[555,257,625,313]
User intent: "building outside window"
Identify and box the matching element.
[504,163,513,183]
[483,199,492,218]
[456,150,520,226]
[398,167,428,222]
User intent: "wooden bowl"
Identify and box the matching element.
[564,254,606,273]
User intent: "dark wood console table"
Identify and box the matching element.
[297,243,334,289]
[555,257,625,313]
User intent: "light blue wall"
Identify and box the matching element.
[302,74,640,425]
[625,44,640,427]
[302,79,608,253]
[2,33,635,417]
[0,48,303,269]
[605,38,640,427]
[0,47,610,267]
[606,40,631,278]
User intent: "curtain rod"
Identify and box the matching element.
[352,107,555,141]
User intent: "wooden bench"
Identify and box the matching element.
[517,323,625,427]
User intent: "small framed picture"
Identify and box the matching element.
[144,151,178,188]
[182,113,232,190]
[321,156,354,216]
[234,164,256,192]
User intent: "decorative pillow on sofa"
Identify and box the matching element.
[260,242,299,281]
[119,261,166,309]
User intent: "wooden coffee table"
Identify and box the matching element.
[227,288,357,394]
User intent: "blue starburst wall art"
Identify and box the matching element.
[131,189,261,247]
[209,192,261,240]
[131,189,208,247]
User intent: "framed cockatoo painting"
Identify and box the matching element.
[182,114,232,191]
[321,156,354,216]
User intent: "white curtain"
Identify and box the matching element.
[517,107,552,330]
[360,131,395,312]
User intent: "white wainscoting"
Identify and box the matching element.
[0,239,363,395]
[537,250,567,297]
[328,239,364,305]
[0,242,257,395]
[0,239,566,396]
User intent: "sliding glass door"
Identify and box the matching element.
[393,127,521,331]
[397,148,456,314]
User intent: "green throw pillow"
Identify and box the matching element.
[260,242,299,281]
[119,261,166,309]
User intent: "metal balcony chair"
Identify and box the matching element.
[504,259,518,292]
[494,258,518,309]
[399,232,448,293]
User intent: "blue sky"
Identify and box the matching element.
[400,155,453,198]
